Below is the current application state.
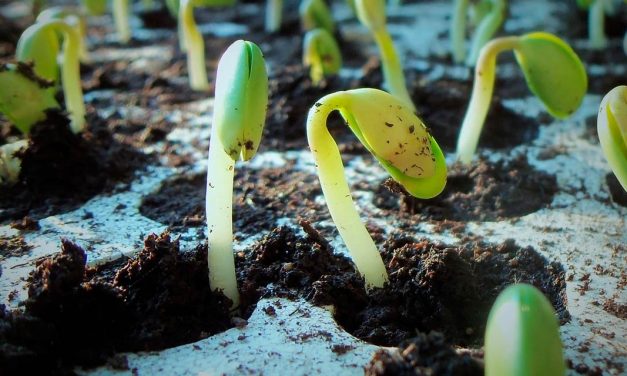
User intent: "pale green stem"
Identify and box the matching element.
[372,30,415,111]
[47,21,86,133]
[265,0,283,32]
[450,0,468,64]
[113,0,131,43]
[306,92,389,289]
[206,120,239,309]
[180,0,209,91]
[589,0,607,49]
[307,48,324,85]
[466,0,506,66]
[456,36,519,164]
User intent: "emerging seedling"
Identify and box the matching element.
[206,40,268,309]
[113,0,131,43]
[178,0,236,91]
[355,0,414,110]
[576,0,622,49]
[37,6,90,62]
[307,88,447,288]
[485,283,565,375]
[597,85,627,191]
[303,28,342,85]
[299,0,335,34]
[17,18,86,133]
[266,0,283,32]
[456,32,587,164]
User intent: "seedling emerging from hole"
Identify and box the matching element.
[266,0,283,32]
[303,28,342,85]
[17,18,86,133]
[206,40,268,309]
[299,0,335,34]
[37,6,90,62]
[0,63,59,184]
[355,0,414,110]
[307,89,447,288]
[451,0,507,65]
[485,283,565,375]
[456,32,587,164]
[577,0,623,49]
[178,0,236,91]
[597,85,627,192]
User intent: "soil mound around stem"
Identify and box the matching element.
[373,155,558,221]
[0,110,151,223]
[310,235,569,348]
[365,332,483,375]
[0,233,233,374]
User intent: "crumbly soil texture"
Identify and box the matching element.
[0,110,150,223]
[0,225,568,375]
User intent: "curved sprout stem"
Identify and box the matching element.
[180,0,209,91]
[307,92,389,289]
[265,0,283,32]
[466,0,506,66]
[112,0,131,43]
[450,0,468,64]
[206,121,239,309]
[456,35,519,164]
[589,0,607,49]
[598,86,627,191]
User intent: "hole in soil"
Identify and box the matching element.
[606,173,627,207]
[140,163,330,236]
[412,79,541,152]
[0,110,151,224]
[373,155,558,221]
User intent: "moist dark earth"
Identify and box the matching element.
[0,0,623,375]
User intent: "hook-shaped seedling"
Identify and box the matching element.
[485,284,565,375]
[299,0,335,34]
[17,18,86,133]
[456,32,587,164]
[303,28,342,86]
[206,40,268,309]
[37,6,90,62]
[307,88,447,288]
[597,85,627,192]
[355,0,414,110]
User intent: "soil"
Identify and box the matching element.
[606,173,627,207]
[0,110,151,223]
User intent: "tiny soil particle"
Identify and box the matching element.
[374,155,557,221]
[9,216,40,231]
[602,298,627,319]
[0,110,151,223]
[331,344,355,355]
[365,331,483,375]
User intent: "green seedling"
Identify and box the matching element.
[177,0,236,91]
[266,0,283,32]
[451,0,507,65]
[81,0,107,15]
[299,0,335,34]
[355,0,414,110]
[485,283,565,375]
[597,85,627,191]
[307,88,447,288]
[37,6,90,62]
[206,40,268,309]
[576,0,623,49]
[17,18,86,133]
[456,32,587,164]
[113,0,131,43]
[0,63,59,135]
[303,28,342,85]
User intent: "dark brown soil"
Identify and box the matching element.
[373,155,558,221]
[606,173,627,207]
[365,332,483,375]
[0,110,151,223]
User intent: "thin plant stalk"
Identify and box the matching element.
[456,36,519,163]
[589,0,607,49]
[265,0,283,32]
[180,0,209,91]
[466,0,506,65]
[450,0,468,63]
[307,92,388,288]
[206,124,239,308]
[112,0,131,43]
[372,31,414,111]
